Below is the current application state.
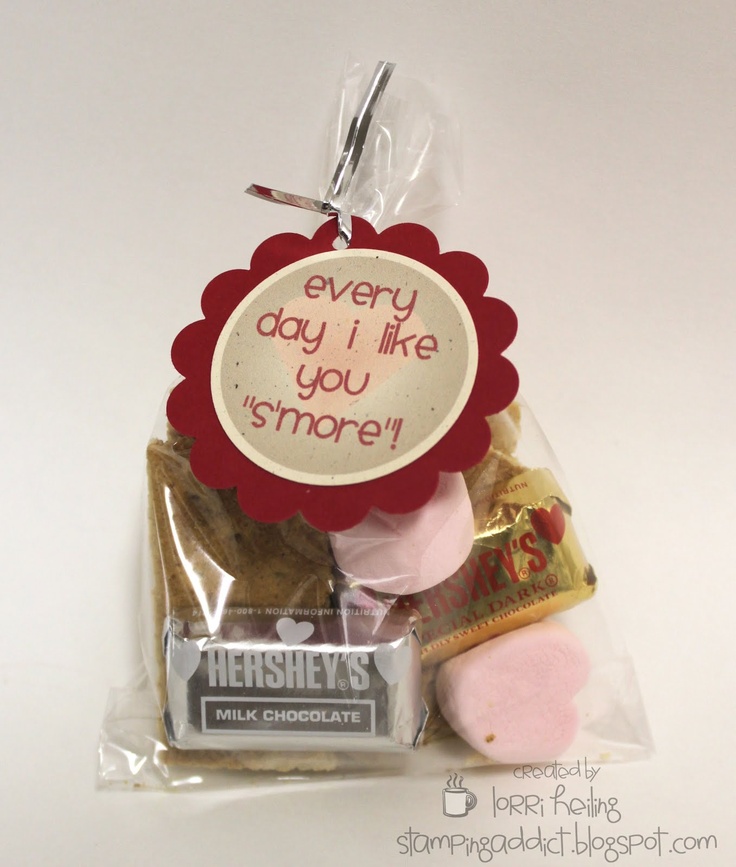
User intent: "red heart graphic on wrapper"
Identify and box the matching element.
[530,503,566,545]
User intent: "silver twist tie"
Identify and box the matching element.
[246,61,396,248]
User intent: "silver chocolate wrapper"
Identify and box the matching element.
[163,608,427,752]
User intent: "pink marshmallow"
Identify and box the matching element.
[330,472,475,595]
[436,621,590,764]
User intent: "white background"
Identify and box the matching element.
[1,2,734,865]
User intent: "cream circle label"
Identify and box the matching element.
[211,249,478,486]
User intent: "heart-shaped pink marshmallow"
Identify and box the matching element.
[436,622,589,764]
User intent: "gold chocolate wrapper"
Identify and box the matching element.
[395,467,597,664]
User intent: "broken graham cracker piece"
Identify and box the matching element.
[486,404,522,458]
[163,746,341,774]
[147,435,340,772]
[463,446,527,535]
[462,406,525,496]
[147,437,334,612]
[147,439,245,612]
[419,664,455,746]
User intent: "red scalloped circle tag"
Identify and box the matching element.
[168,218,518,532]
